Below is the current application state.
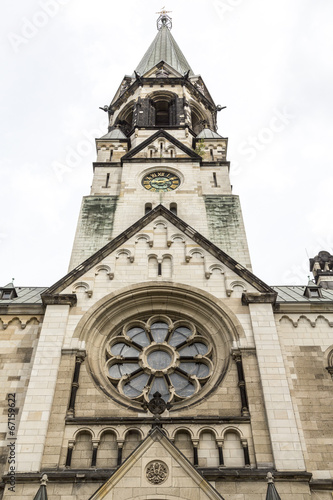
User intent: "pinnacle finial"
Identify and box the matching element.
[156,7,172,30]
[40,474,48,486]
[266,472,274,484]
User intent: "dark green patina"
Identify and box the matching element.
[77,196,118,259]
[204,195,244,249]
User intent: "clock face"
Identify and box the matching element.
[142,171,180,192]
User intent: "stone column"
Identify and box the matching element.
[216,439,224,467]
[91,441,99,468]
[249,303,305,471]
[16,304,70,472]
[192,440,199,466]
[117,440,124,466]
[67,353,85,417]
[65,441,75,468]
[241,439,251,467]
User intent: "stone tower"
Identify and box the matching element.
[68,11,251,273]
[1,11,333,500]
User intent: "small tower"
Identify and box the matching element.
[310,250,333,289]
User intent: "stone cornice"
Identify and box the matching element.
[3,469,313,485]
[242,292,277,305]
[65,415,251,425]
[0,304,44,315]
[274,302,333,314]
[42,294,77,307]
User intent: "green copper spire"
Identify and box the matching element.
[135,15,194,77]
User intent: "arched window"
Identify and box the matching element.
[170,203,177,215]
[148,256,158,278]
[174,430,194,464]
[71,431,92,468]
[96,431,118,468]
[198,431,219,467]
[123,430,141,460]
[155,100,170,126]
[223,431,245,467]
[117,101,135,134]
[145,203,152,215]
[162,256,172,278]
[191,109,204,135]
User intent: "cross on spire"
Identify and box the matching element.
[156,7,172,16]
[156,6,172,30]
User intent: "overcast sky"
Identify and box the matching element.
[1,0,332,288]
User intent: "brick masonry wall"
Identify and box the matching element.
[0,319,42,486]
[277,315,333,479]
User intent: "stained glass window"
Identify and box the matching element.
[106,316,212,404]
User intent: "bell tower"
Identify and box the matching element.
[69,13,252,272]
[4,12,332,500]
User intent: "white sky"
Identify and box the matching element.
[1,0,332,287]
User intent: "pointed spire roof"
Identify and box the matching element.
[33,474,48,500]
[135,23,194,77]
[265,473,281,500]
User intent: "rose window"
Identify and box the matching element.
[106,315,213,403]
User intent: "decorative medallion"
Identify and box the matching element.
[146,460,169,484]
[142,171,180,192]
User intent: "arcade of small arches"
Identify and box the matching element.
[64,426,251,470]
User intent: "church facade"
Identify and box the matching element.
[1,12,333,500]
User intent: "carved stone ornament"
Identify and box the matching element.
[142,391,172,415]
[146,460,169,484]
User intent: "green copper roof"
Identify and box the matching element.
[100,128,127,140]
[135,25,194,76]
[197,128,223,139]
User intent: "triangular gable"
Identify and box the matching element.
[88,427,224,500]
[42,205,275,303]
[142,60,184,78]
[121,130,202,162]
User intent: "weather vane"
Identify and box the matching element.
[156,6,172,30]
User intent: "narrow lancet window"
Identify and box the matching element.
[170,203,177,215]
[145,203,152,215]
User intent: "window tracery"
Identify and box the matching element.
[106,315,212,404]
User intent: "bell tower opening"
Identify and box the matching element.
[155,100,170,126]
[116,101,135,135]
[149,92,177,128]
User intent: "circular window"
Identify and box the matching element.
[106,315,213,403]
